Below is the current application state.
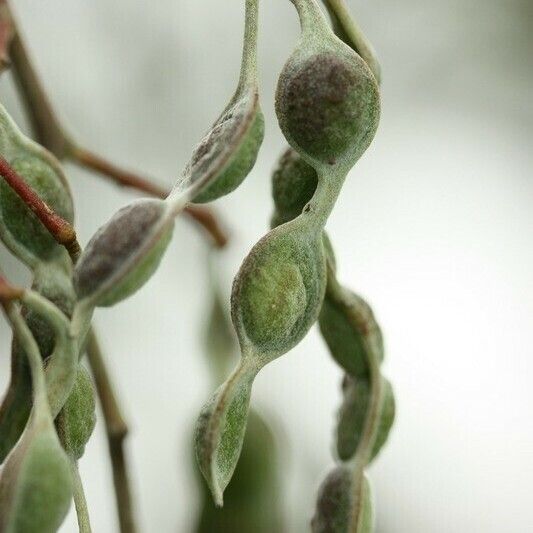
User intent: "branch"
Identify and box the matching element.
[2,1,228,248]
[0,156,81,261]
[69,147,228,248]
[86,329,137,533]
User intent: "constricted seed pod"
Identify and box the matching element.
[74,198,174,307]
[195,219,327,505]
[0,105,74,268]
[311,466,373,533]
[275,0,380,169]
[336,375,395,462]
[173,0,264,205]
[55,366,96,460]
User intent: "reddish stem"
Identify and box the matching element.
[0,156,81,261]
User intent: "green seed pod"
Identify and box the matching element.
[55,366,96,460]
[311,466,373,533]
[0,341,32,464]
[0,104,73,268]
[173,0,263,204]
[196,221,327,505]
[336,375,395,462]
[319,289,383,379]
[74,198,174,307]
[194,361,257,506]
[271,148,318,227]
[0,301,72,533]
[196,410,284,532]
[0,271,75,463]
[275,0,380,169]
[191,107,264,204]
[0,424,73,533]
[231,222,327,359]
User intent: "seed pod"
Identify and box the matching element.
[336,375,395,462]
[173,0,264,204]
[0,105,73,267]
[74,198,174,307]
[0,422,73,533]
[55,366,96,460]
[0,272,75,463]
[196,410,284,532]
[311,466,373,533]
[275,0,380,169]
[231,222,327,359]
[194,361,257,507]
[271,148,317,227]
[0,302,72,533]
[191,105,264,204]
[319,289,384,379]
[196,221,327,504]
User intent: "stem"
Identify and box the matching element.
[86,329,137,533]
[0,155,81,262]
[6,3,71,159]
[291,0,330,37]
[21,289,77,418]
[237,0,260,90]
[3,0,228,248]
[69,147,228,248]
[323,0,381,84]
[69,457,93,533]
[0,299,49,422]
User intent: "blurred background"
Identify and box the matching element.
[0,0,532,531]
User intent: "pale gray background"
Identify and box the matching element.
[0,0,532,531]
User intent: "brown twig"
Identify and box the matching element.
[0,156,81,262]
[86,330,137,533]
[3,1,228,248]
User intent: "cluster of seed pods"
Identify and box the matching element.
[193,0,386,522]
[0,1,263,529]
[0,0,392,530]
[0,104,96,531]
